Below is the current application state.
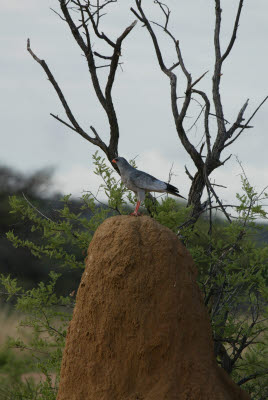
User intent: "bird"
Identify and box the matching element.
[112,157,186,216]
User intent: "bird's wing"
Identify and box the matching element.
[128,169,167,192]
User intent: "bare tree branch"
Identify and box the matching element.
[226,99,249,139]
[168,61,180,72]
[131,1,203,173]
[105,20,137,101]
[131,0,266,228]
[209,113,230,124]
[192,89,211,156]
[221,0,244,63]
[29,1,137,167]
[203,165,232,223]
[79,1,116,46]
[93,51,112,60]
[131,4,167,73]
[27,39,103,145]
[186,104,205,134]
[50,7,66,21]
[212,0,227,152]
[22,192,54,222]
[185,165,194,181]
[154,0,170,30]
[50,113,107,151]
[189,70,209,90]
[237,369,268,386]
[175,39,192,124]
[224,96,268,148]
[60,1,107,110]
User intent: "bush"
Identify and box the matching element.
[1,152,268,399]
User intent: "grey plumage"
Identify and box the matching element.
[112,156,186,215]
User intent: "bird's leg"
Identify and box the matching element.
[130,201,141,216]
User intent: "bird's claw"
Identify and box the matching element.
[130,212,142,217]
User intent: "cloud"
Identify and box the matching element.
[52,164,103,199]
[2,0,36,12]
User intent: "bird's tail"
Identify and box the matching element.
[166,183,187,200]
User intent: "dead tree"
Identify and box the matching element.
[130,0,267,224]
[27,0,267,224]
[28,0,137,168]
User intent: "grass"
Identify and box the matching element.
[0,305,23,347]
[0,304,56,399]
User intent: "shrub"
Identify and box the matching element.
[1,153,267,399]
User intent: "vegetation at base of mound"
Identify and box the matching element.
[0,153,267,399]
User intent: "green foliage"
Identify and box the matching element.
[0,372,41,400]
[234,336,268,399]
[2,153,268,399]
[0,345,32,381]
[6,152,137,274]
[0,271,72,399]
[152,196,192,231]
[0,275,22,301]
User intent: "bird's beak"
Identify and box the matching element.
[112,159,117,164]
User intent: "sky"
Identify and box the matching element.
[1,0,268,208]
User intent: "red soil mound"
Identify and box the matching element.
[57,215,250,400]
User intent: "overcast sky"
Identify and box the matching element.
[1,0,268,206]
